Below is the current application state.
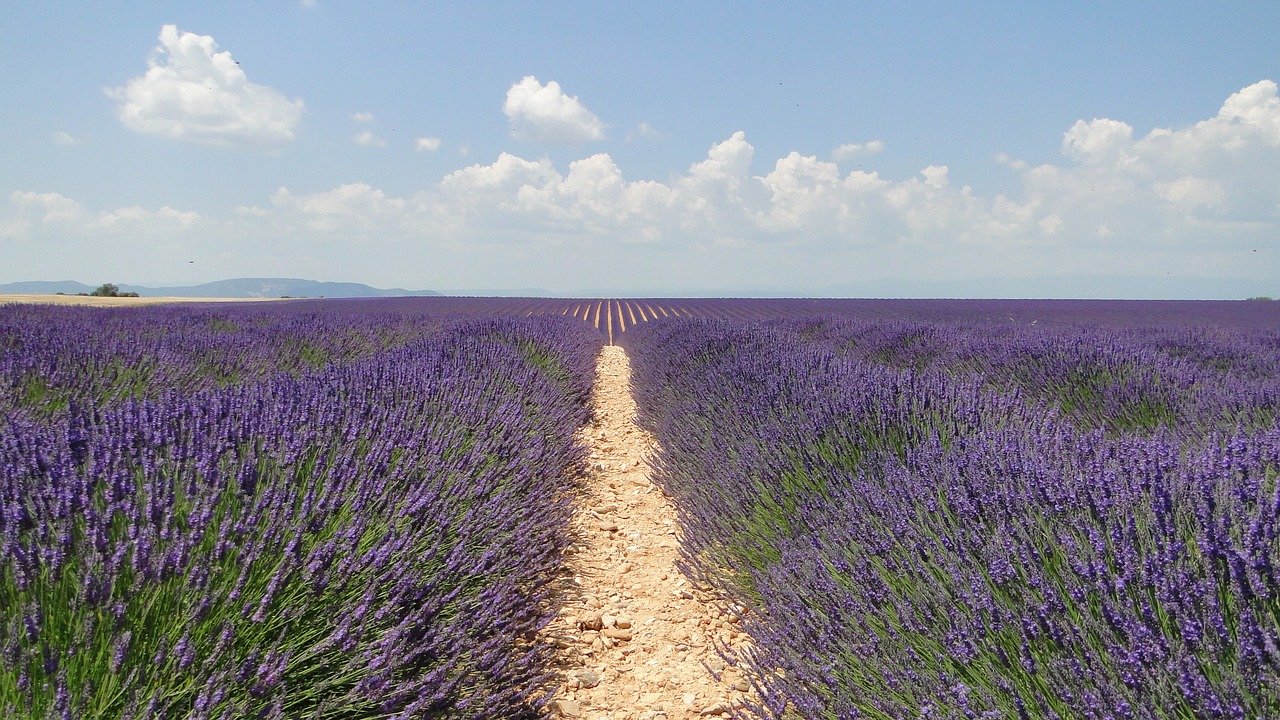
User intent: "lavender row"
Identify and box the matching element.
[621,317,1280,719]
[776,315,1280,437]
[1,314,602,718]
[0,302,455,419]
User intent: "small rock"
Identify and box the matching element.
[554,698,582,717]
[731,679,750,692]
[699,702,729,715]
[615,616,633,629]
[569,668,602,689]
[579,613,604,631]
[602,628,633,641]
[597,521,619,532]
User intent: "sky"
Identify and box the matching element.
[2,2,1278,298]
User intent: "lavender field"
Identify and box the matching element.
[3,297,1279,718]
[1,301,602,718]
[619,303,1280,719]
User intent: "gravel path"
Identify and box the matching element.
[543,345,756,719]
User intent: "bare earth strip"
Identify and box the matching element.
[544,345,756,720]
[0,294,289,307]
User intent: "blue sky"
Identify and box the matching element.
[2,2,1278,297]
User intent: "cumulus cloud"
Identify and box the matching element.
[353,130,386,147]
[626,122,664,141]
[1062,118,1136,166]
[832,140,884,161]
[920,165,950,189]
[5,191,200,237]
[271,183,406,235]
[503,76,606,144]
[350,111,375,123]
[1016,78,1280,243]
[415,137,442,152]
[105,25,303,146]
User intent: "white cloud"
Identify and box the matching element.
[7,191,90,230]
[1154,176,1226,209]
[51,131,79,145]
[270,183,407,237]
[1062,118,1136,166]
[832,140,884,161]
[5,191,201,237]
[353,130,386,147]
[105,25,303,146]
[415,137,442,152]
[503,76,606,144]
[994,151,1028,172]
[350,112,375,123]
[920,165,950,189]
[1016,78,1280,241]
[1038,213,1064,235]
[1217,79,1280,138]
[626,122,664,141]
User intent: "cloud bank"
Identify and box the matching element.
[106,25,303,146]
[9,80,1278,292]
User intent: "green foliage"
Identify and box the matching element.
[88,283,139,298]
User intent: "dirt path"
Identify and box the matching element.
[544,345,756,719]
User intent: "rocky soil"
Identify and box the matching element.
[542,345,757,720]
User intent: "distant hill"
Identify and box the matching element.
[0,280,99,295]
[0,278,441,299]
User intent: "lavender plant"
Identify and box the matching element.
[1,311,601,719]
[622,313,1280,719]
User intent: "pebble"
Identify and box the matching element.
[554,698,583,717]
[569,668,602,689]
[602,628,633,641]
